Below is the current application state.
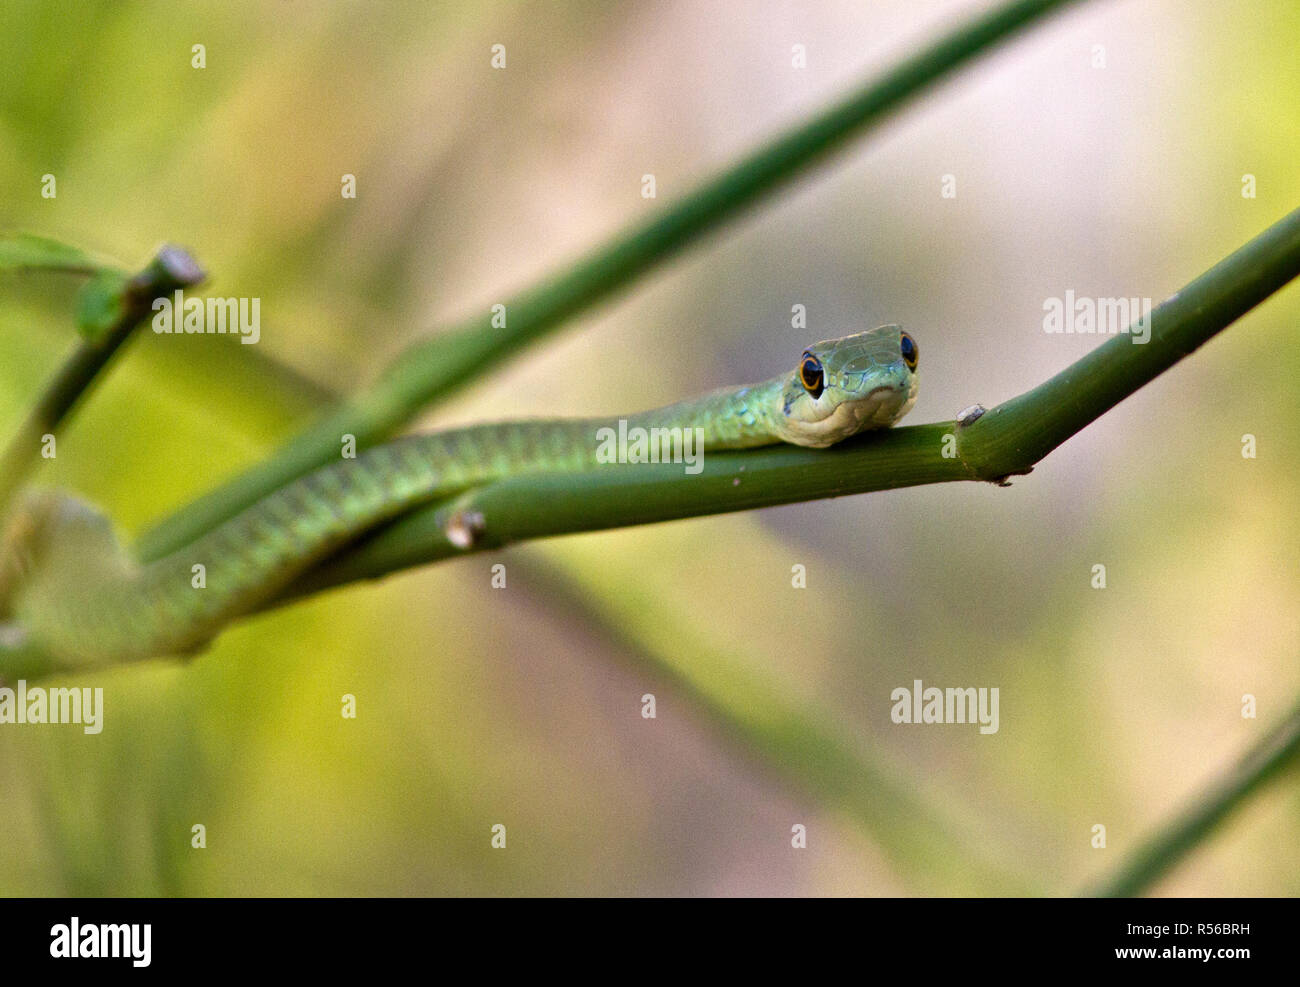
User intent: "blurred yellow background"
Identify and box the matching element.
[0,0,1296,895]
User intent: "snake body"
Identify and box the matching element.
[0,325,918,670]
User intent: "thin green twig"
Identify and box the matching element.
[511,557,1037,895]
[0,246,204,514]
[135,0,1086,561]
[1083,696,1300,897]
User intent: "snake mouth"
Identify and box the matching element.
[842,381,912,431]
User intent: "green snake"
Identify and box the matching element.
[0,325,918,672]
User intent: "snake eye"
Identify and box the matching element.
[899,331,918,371]
[799,353,825,399]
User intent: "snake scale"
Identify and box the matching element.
[0,325,918,671]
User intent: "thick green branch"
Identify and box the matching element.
[136,0,1084,561]
[274,423,964,603]
[956,206,1300,479]
[1083,696,1300,898]
[273,206,1300,604]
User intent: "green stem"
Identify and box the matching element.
[512,558,1036,894]
[135,0,1085,561]
[0,247,204,515]
[1084,697,1300,898]
[956,206,1300,481]
[273,206,1300,603]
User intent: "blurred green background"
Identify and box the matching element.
[0,0,1297,896]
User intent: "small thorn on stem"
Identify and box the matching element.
[993,465,1033,487]
[444,509,486,550]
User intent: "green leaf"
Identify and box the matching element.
[0,233,121,277]
[74,269,132,342]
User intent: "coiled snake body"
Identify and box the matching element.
[0,325,918,671]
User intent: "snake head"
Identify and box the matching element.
[777,324,920,447]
